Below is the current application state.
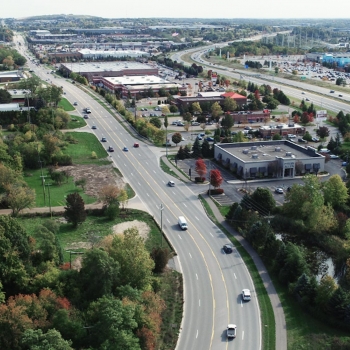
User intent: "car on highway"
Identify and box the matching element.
[330,90,335,93]
[73,102,78,106]
[134,142,139,148]
[91,125,97,129]
[242,289,251,301]
[168,180,175,187]
[123,147,129,152]
[223,244,233,254]
[275,187,284,194]
[101,137,107,142]
[339,94,343,97]
[107,146,114,152]
[226,324,237,339]
[83,114,89,119]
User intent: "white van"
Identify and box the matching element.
[178,216,188,230]
[320,148,330,154]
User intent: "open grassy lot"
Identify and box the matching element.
[18,209,172,262]
[67,115,86,129]
[23,169,96,207]
[63,132,110,165]
[58,98,75,111]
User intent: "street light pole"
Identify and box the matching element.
[45,183,52,218]
[160,204,164,247]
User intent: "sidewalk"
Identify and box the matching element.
[162,155,287,350]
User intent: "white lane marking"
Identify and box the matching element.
[138,182,141,186]
[130,173,133,176]
[242,331,244,340]
[166,218,170,223]
[117,155,120,158]
[196,330,199,339]
[195,216,199,220]
[172,191,175,195]
[234,273,237,279]
[146,193,149,197]
[189,253,192,259]
[196,273,198,280]
[153,170,156,174]
[138,153,141,156]
[145,161,148,165]
[125,138,128,141]
[178,235,182,240]
[199,299,201,307]
[183,203,187,208]
[209,232,213,237]
[124,163,127,167]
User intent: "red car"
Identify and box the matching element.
[134,143,139,148]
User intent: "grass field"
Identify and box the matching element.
[67,115,86,129]
[58,98,75,111]
[63,132,110,165]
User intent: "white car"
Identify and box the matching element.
[275,187,284,194]
[226,324,237,339]
[168,181,175,187]
[242,289,251,301]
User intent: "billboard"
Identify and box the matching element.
[316,110,327,118]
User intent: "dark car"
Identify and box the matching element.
[223,244,233,254]
[83,114,89,119]
[101,137,107,142]
[206,137,214,141]
[298,138,307,143]
[91,125,97,129]
[107,146,114,152]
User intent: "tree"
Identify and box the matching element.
[169,105,178,115]
[86,296,140,350]
[161,105,170,115]
[79,248,119,302]
[149,117,161,128]
[172,132,182,146]
[74,178,86,191]
[201,139,212,158]
[0,89,12,103]
[99,185,121,206]
[163,115,168,129]
[192,137,202,158]
[315,275,338,312]
[323,174,348,208]
[223,97,237,112]
[150,247,171,273]
[211,102,223,120]
[5,182,35,217]
[106,228,155,291]
[21,329,73,350]
[210,169,223,188]
[221,113,234,130]
[317,126,330,139]
[195,158,207,178]
[64,192,86,228]
[119,189,128,210]
[192,102,202,115]
[250,187,276,214]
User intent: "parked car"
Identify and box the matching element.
[329,154,339,159]
[206,137,214,141]
[223,244,233,254]
[177,122,184,126]
[311,137,320,142]
[298,138,307,143]
[275,187,284,194]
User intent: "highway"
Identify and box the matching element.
[15,35,261,349]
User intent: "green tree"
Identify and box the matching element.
[192,102,202,114]
[221,113,234,130]
[172,132,182,146]
[64,192,86,228]
[315,275,337,312]
[192,137,202,158]
[5,182,36,217]
[149,117,161,128]
[79,248,119,302]
[169,105,178,114]
[161,105,170,115]
[223,97,237,112]
[21,329,73,350]
[250,187,276,214]
[86,296,140,350]
[107,228,154,291]
[211,102,223,120]
[323,174,348,208]
[0,89,12,103]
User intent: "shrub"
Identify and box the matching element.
[195,177,205,183]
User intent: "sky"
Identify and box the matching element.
[2,0,350,19]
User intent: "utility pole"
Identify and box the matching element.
[160,204,164,247]
[38,159,47,206]
[45,183,52,218]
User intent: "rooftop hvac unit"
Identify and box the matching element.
[252,154,259,159]
[275,147,281,152]
[286,152,292,157]
[243,149,249,154]
[251,146,258,150]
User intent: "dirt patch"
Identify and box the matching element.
[112,220,150,240]
[57,164,124,198]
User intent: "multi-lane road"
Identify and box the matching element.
[15,36,261,349]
